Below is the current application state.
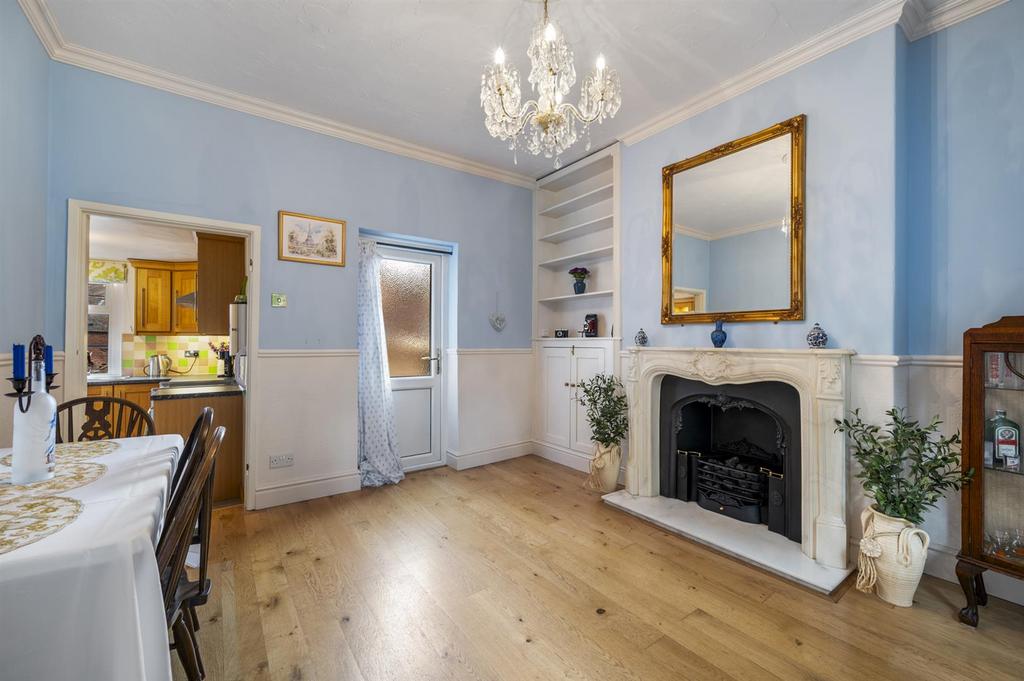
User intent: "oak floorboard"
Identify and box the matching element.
[175,456,1024,681]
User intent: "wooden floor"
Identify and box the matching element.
[176,455,1024,681]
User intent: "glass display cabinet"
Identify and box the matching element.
[957,317,1024,626]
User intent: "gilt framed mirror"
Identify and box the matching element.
[661,114,805,324]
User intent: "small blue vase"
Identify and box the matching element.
[573,279,586,295]
[710,320,727,348]
[806,323,828,348]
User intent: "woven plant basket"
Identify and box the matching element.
[856,505,930,607]
[584,443,621,493]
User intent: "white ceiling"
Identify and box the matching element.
[40,0,893,179]
[89,215,197,262]
[675,134,791,236]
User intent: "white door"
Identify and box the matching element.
[378,245,446,471]
[540,346,572,448]
[571,346,607,453]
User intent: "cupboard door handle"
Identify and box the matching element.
[142,288,147,327]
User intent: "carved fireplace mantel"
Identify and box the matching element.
[617,347,853,572]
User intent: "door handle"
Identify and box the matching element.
[420,353,442,375]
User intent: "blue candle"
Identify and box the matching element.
[12,344,26,380]
[44,345,53,375]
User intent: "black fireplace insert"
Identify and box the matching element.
[660,378,801,542]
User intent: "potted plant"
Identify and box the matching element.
[569,267,589,295]
[835,408,971,606]
[578,373,629,492]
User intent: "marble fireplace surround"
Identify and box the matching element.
[604,347,855,592]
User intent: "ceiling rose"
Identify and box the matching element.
[480,0,621,169]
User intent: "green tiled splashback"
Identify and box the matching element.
[121,334,230,376]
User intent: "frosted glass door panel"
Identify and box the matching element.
[380,258,432,377]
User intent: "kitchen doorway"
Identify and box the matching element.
[375,242,449,471]
[64,200,261,508]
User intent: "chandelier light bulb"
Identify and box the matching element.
[494,47,505,65]
[555,91,563,105]
[596,54,606,72]
[544,22,557,42]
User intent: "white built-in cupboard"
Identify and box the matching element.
[532,145,622,470]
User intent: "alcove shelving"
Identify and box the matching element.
[532,144,620,340]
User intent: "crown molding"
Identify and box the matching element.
[619,0,907,146]
[619,0,1005,147]
[16,0,534,189]
[899,0,1008,41]
[674,218,784,241]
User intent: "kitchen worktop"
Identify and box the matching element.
[86,373,164,385]
[149,382,245,401]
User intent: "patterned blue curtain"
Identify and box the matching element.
[357,239,404,486]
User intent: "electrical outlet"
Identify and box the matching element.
[269,454,294,469]
[271,293,287,308]
[184,350,200,358]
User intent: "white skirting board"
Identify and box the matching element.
[252,471,361,508]
[445,440,533,470]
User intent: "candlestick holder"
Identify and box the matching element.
[6,335,58,413]
[5,374,59,413]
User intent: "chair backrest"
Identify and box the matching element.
[193,425,219,598]
[158,425,225,619]
[164,408,213,530]
[56,396,155,443]
[169,407,213,505]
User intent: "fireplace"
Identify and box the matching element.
[660,378,801,542]
[603,348,855,592]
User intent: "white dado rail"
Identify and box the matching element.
[621,347,853,571]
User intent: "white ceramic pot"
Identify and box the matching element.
[588,443,621,493]
[857,505,930,607]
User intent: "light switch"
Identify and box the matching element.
[271,293,287,308]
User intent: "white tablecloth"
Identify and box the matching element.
[0,435,183,681]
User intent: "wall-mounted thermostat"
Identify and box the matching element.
[271,293,287,308]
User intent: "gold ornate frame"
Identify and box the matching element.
[661,114,805,325]
[278,210,347,267]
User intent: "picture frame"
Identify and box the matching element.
[278,210,346,267]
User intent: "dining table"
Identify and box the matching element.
[0,434,183,681]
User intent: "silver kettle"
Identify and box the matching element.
[146,353,171,377]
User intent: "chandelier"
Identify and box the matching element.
[480,0,621,168]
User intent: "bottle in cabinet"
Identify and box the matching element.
[991,409,1020,473]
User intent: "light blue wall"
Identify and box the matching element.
[43,64,532,350]
[622,28,900,354]
[708,228,790,312]
[673,234,710,293]
[0,0,50,349]
[906,0,1024,355]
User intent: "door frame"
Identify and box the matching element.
[64,199,261,509]
[371,238,450,472]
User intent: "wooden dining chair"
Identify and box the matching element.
[157,425,225,681]
[184,425,217,633]
[56,396,154,443]
[168,408,214,515]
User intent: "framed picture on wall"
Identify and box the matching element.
[278,211,346,266]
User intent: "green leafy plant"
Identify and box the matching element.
[577,373,629,448]
[835,408,972,525]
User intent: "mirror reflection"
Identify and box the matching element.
[671,133,792,315]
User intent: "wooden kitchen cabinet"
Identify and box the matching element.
[134,264,172,334]
[172,268,198,334]
[87,384,113,398]
[153,393,244,503]
[131,259,198,336]
[114,381,159,415]
[197,233,246,335]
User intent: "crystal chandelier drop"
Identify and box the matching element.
[480,0,621,168]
